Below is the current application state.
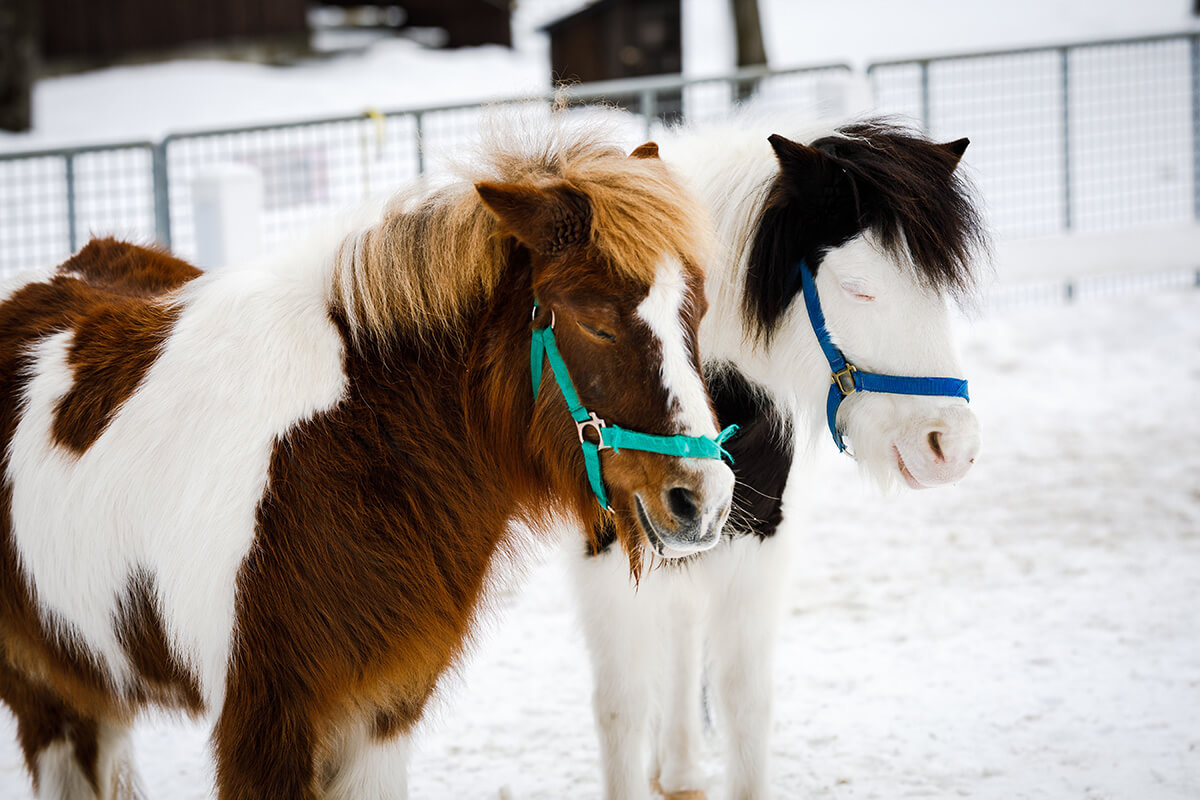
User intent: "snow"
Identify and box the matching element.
[2,1,1199,797]
[2,287,1197,798]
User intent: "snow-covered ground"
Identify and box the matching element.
[2,287,1197,799]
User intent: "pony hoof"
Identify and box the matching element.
[651,780,708,800]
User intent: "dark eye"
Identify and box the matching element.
[577,321,616,342]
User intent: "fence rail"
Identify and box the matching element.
[2,31,1198,276]
[985,267,1200,312]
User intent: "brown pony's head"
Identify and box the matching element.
[477,143,734,568]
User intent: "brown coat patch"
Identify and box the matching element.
[115,573,203,712]
[52,299,180,453]
[60,237,202,297]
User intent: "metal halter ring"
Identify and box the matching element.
[576,412,610,450]
[532,303,555,329]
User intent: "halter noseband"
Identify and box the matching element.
[531,303,738,510]
[796,261,970,453]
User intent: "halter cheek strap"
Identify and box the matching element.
[531,303,738,510]
[796,261,970,453]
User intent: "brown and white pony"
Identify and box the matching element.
[0,124,734,799]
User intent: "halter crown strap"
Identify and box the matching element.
[532,303,737,509]
[796,262,970,453]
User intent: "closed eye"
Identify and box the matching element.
[578,321,616,342]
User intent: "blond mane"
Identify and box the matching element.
[330,111,714,345]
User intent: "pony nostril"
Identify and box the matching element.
[666,487,701,526]
[927,430,945,461]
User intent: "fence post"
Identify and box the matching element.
[919,60,931,131]
[64,152,78,252]
[152,140,172,249]
[414,112,425,176]
[640,88,657,140]
[1191,34,1199,221]
[191,164,263,270]
[1060,47,1072,231]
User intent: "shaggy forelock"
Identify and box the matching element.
[815,119,989,298]
[331,108,713,347]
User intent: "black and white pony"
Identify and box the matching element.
[570,119,987,800]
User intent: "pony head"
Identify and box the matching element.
[477,142,734,565]
[738,121,986,490]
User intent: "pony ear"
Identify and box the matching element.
[629,141,659,159]
[476,181,591,256]
[939,137,970,169]
[767,134,837,195]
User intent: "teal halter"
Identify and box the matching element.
[531,303,738,510]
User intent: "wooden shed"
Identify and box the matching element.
[544,0,682,85]
[40,0,310,63]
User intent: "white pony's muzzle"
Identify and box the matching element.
[892,403,980,488]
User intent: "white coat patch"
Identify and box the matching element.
[636,258,716,438]
[7,265,347,710]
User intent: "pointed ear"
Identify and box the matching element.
[767,133,837,195]
[629,141,659,159]
[476,181,591,256]
[939,137,970,169]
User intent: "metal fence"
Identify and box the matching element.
[0,63,850,275]
[869,32,1199,239]
[1,31,1198,277]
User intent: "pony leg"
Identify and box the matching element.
[324,717,410,800]
[570,544,662,800]
[212,676,320,800]
[654,584,707,800]
[0,662,143,800]
[708,534,791,800]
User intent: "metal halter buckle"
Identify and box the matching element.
[576,412,610,449]
[832,364,858,395]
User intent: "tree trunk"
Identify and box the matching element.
[731,0,767,68]
[0,0,37,132]
[730,0,765,101]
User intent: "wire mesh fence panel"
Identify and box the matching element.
[873,50,1069,239]
[1069,37,1194,232]
[74,148,158,251]
[0,155,71,278]
[0,144,156,279]
[869,34,1199,240]
[730,66,856,122]
[419,102,538,177]
[870,62,925,124]
[165,115,420,261]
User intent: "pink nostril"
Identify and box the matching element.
[927,430,945,461]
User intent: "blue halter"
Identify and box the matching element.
[796,261,970,453]
[531,303,738,510]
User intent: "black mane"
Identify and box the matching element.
[744,119,987,340]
